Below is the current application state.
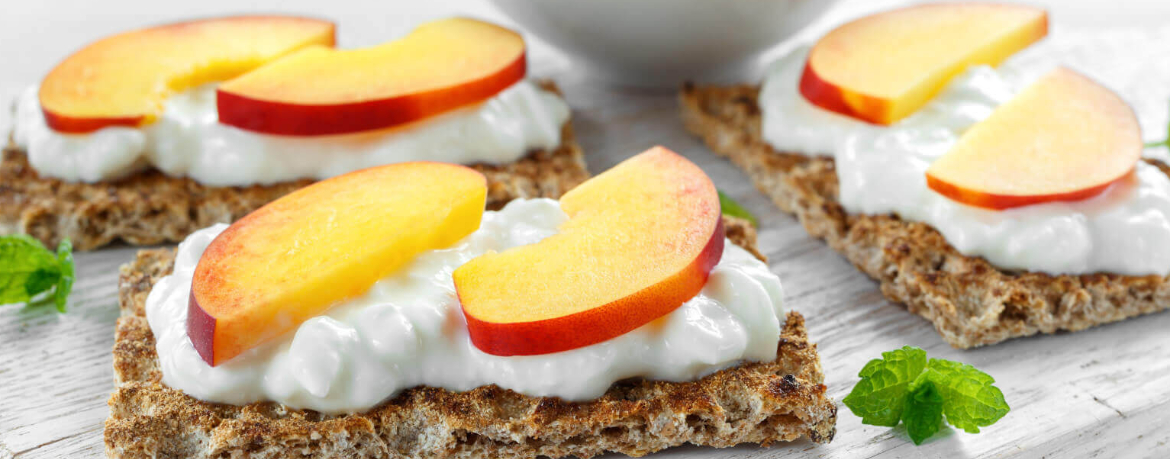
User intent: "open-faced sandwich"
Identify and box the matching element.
[106,147,836,458]
[681,3,1170,348]
[6,16,587,250]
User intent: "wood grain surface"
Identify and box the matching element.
[2,1,1168,458]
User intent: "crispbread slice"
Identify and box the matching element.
[105,217,837,459]
[1,82,589,251]
[680,83,1170,349]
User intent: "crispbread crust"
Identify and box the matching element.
[2,82,589,251]
[105,217,837,459]
[680,83,1170,349]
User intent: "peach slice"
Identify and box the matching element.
[216,17,526,136]
[926,68,1142,210]
[189,163,487,366]
[39,16,335,133]
[800,3,1047,125]
[453,147,723,356]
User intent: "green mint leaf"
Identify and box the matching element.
[903,378,944,445]
[25,267,59,298]
[53,239,74,312]
[718,190,759,227]
[0,235,62,306]
[924,358,1010,434]
[842,346,927,426]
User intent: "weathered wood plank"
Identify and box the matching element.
[2,1,1169,458]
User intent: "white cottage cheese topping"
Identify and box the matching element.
[13,80,569,187]
[146,199,787,414]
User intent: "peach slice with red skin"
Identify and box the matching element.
[800,3,1047,125]
[216,17,527,136]
[453,147,723,356]
[926,67,1142,210]
[39,16,335,133]
[188,163,487,366]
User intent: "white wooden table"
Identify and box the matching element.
[2,1,1169,458]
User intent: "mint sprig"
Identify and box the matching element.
[0,235,75,312]
[842,346,926,426]
[842,346,1009,445]
[718,190,758,227]
[903,379,944,444]
[921,358,1010,433]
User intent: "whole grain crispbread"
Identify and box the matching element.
[105,216,837,459]
[680,82,1170,349]
[2,82,589,251]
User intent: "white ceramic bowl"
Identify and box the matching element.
[488,0,839,87]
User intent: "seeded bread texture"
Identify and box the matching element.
[1,82,589,251]
[106,217,837,459]
[680,82,1170,349]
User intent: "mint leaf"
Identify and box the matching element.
[718,190,759,227]
[842,346,927,426]
[54,239,75,312]
[0,235,60,304]
[923,358,1010,433]
[903,378,944,445]
[0,235,73,311]
[845,347,1010,446]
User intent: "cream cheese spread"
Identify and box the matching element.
[759,46,1170,276]
[145,198,787,414]
[13,80,569,187]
